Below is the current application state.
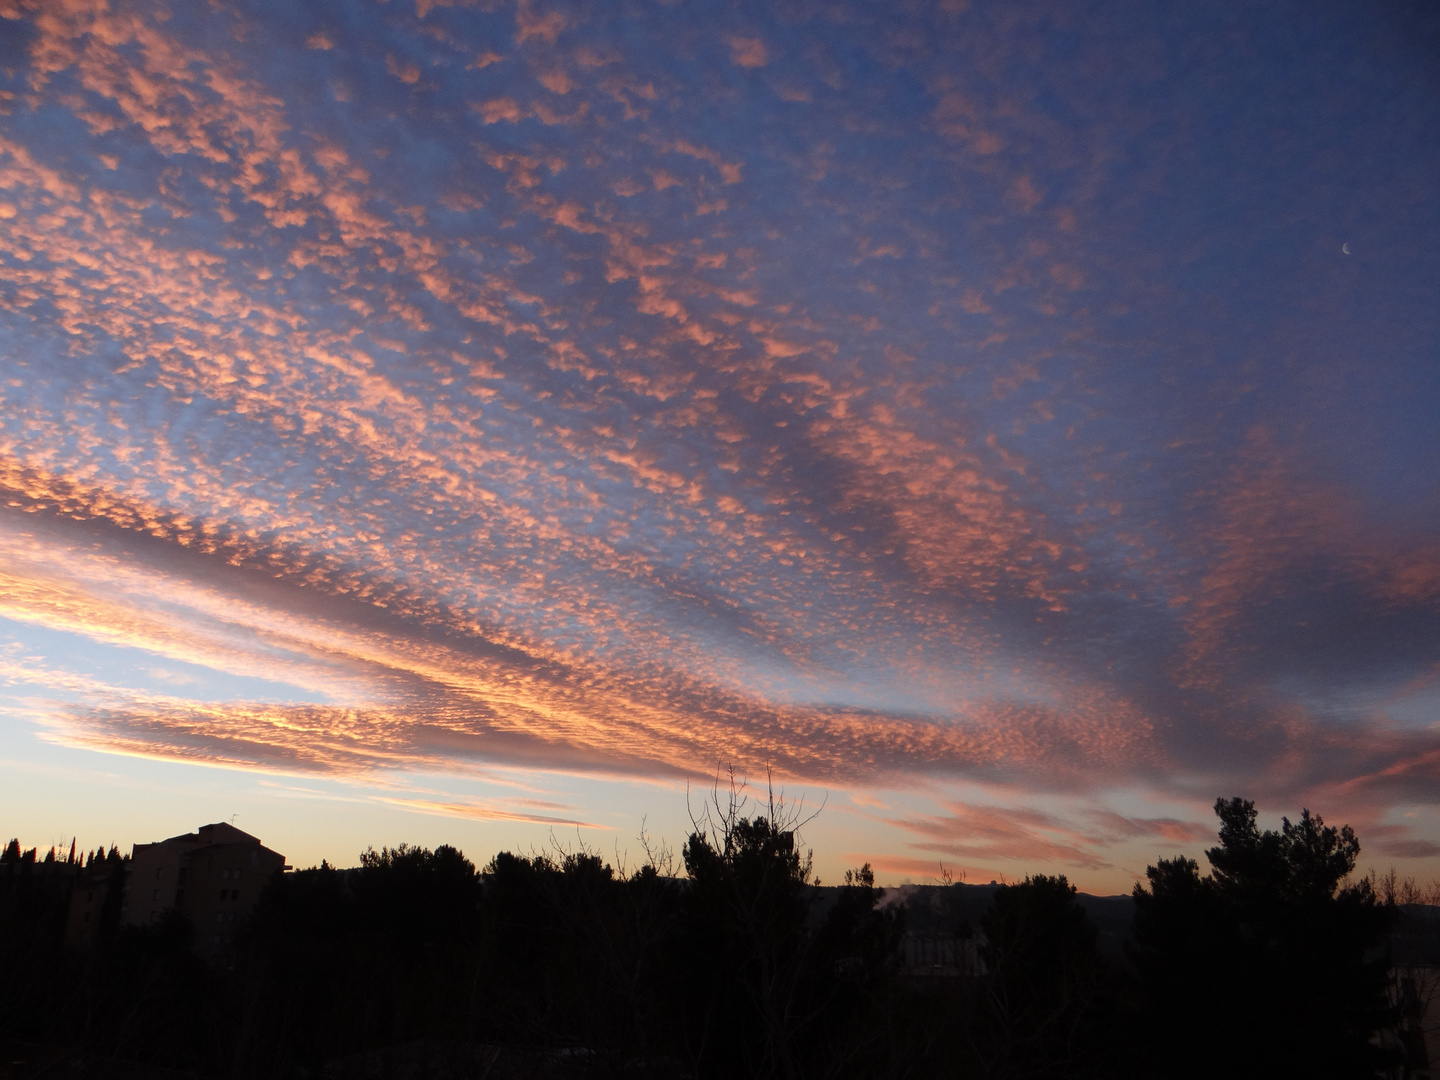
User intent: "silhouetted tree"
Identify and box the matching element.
[1373,870,1440,1077]
[14,798,1412,1079]
[477,838,686,1070]
[974,874,1112,1080]
[804,862,908,1078]
[229,859,363,1074]
[1130,797,1395,1080]
[678,770,821,1079]
[226,844,482,1076]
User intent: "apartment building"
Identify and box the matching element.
[125,821,287,962]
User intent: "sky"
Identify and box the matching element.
[0,0,1438,893]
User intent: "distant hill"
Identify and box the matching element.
[870,882,1136,962]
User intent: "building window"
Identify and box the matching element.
[152,889,160,901]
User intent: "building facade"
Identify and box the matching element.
[65,860,120,948]
[124,822,287,962]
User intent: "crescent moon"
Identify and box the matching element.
[1342,243,1351,255]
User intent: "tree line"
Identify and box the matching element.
[0,786,1432,1079]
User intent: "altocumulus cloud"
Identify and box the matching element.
[0,0,1438,878]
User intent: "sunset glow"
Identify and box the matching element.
[1,0,1438,891]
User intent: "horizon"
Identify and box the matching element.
[1,0,1438,896]
[2,790,1425,900]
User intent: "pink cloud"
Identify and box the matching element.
[515,1,566,46]
[474,97,527,124]
[386,54,422,85]
[728,36,768,68]
[1,0,1436,885]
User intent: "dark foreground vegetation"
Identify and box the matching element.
[2,787,1437,1080]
